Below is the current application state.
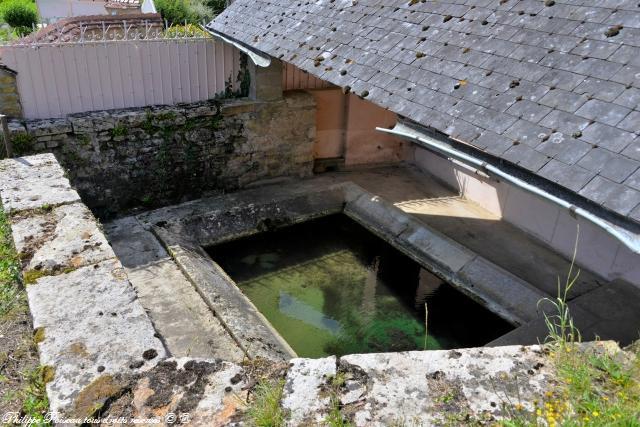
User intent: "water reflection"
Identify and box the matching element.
[207,215,513,357]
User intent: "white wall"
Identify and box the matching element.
[410,145,640,286]
[37,0,108,22]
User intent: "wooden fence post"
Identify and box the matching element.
[0,114,13,158]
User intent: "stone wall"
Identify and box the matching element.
[5,92,316,218]
[0,65,22,118]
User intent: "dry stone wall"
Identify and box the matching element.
[4,92,316,218]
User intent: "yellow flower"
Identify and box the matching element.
[583,417,590,422]
[592,411,600,417]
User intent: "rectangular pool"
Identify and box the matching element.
[207,215,513,358]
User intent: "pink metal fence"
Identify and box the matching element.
[0,28,241,119]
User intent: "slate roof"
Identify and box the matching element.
[209,0,640,224]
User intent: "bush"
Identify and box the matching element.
[155,0,224,26]
[155,0,199,25]
[0,0,38,31]
[205,0,226,15]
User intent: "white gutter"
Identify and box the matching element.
[377,121,640,254]
[201,26,271,68]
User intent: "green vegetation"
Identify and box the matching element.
[246,379,286,427]
[111,124,128,138]
[325,374,352,427]
[155,0,226,25]
[0,201,21,317]
[10,133,36,157]
[500,233,640,426]
[0,0,38,39]
[164,23,210,38]
[0,203,50,423]
[19,366,52,424]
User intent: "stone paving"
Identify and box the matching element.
[104,217,244,362]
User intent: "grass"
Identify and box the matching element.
[500,228,640,427]
[325,373,353,427]
[246,378,286,427]
[0,202,50,424]
[0,202,22,318]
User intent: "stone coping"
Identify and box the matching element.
[0,154,167,418]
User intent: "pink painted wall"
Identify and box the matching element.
[344,94,409,166]
[2,39,241,119]
[410,146,640,286]
[310,88,344,159]
[306,88,409,165]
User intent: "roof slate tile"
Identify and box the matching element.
[210,0,640,224]
[574,99,631,126]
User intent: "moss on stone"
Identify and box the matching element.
[33,327,45,344]
[22,269,47,285]
[72,375,125,418]
[41,365,55,384]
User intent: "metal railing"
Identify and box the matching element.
[0,19,214,47]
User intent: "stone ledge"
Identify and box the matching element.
[0,153,167,418]
[282,345,557,426]
[0,154,81,213]
[11,202,115,272]
[27,258,167,417]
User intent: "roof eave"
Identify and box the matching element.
[203,24,271,68]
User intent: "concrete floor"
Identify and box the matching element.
[105,164,640,355]
[104,217,244,362]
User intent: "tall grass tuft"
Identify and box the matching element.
[537,226,581,347]
[247,379,286,427]
[423,302,429,350]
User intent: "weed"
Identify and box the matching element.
[498,225,640,425]
[0,202,50,422]
[324,373,353,427]
[10,133,36,156]
[246,378,286,427]
[423,302,428,350]
[111,124,128,138]
[140,195,154,206]
[0,204,22,317]
[20,366,52,423]
[537,227,581,346]
[39,204,53,213]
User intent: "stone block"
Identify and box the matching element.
[0,154,81,213]
[458,257,546,324]
[282,357,337,426]
[26,118,72,136]
[11,203,116,272]
[249,59,284,102]
[26,258,167,417]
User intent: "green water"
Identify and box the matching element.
[207,215,513,358]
